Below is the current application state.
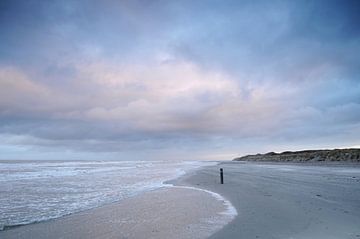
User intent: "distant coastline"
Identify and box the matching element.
[233,148,360,162]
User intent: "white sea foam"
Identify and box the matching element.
[157,183,237,237]
[170,185,237,216]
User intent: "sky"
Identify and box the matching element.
[0,0,359,161]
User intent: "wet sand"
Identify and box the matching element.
[177,162,360,239]
[0,186,233,239]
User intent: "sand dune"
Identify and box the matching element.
[234,148,360,162]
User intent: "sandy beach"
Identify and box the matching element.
[1,161,360,239]
[177,162,360,239]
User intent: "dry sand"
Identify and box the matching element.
[0,186,234,239]
[177,162,360,239]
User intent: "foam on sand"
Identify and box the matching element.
[166,184,238,218]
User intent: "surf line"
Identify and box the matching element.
[162,183,238,218]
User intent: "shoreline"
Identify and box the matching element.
[0,162,236,239]
[0,160,217,232]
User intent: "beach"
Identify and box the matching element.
[177,161,360,239]
[1,161,360,238]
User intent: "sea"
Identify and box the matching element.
[0,160,217,230]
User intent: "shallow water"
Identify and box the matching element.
[0,160,216,230]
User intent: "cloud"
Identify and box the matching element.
[0,66,52,114]
[0,0,359,159]
[1,58,358,148]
